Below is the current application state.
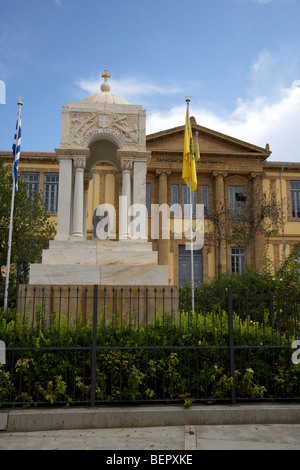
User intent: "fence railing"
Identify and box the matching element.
[1,285,300,408]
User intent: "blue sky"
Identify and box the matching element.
[0,0,299,161]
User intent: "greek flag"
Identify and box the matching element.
[12,115,21,192]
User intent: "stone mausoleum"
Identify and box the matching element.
[29,70,169,286]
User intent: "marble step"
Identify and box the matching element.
[97,240,154,251]
[29,264,169,286]
[42,248,158,266]
[49,239,154,251]
[96,251,157,265]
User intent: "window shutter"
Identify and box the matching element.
[22,172,39,199]
[171,184,179,216]
[228,186,235,212]
[171,184,179,204]
[192,187,198,217]
[201,185,209,215]
[229,185,244,214]
[291,181,300,218]
[44,173,59,212]
[183,184,198,217]
[182,184,190,216]
[182,184,189,204]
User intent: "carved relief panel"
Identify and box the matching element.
[68,110,139,149]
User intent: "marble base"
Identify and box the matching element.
[29,264,101,285]
[29,264,168,286]
[42,240,157,266]
[29,239,169,286]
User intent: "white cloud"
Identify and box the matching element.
[146,85,300,162]
[248,48,300,99]
[76,52,300,163]
[77,75,183,100]
[145,48,300,163]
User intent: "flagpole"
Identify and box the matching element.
[4,97,23,310]
[186,96,195,312]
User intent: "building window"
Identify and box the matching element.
[178,244,203,287]
[44,173,59,213]
[231,247,245,274]
[228,185,246,215]
[201,185,209,215]
[291,181,300,218]
[22,172,39,199]
[171,184,180,216]
[182,184,198,217]
[146,183,151,216]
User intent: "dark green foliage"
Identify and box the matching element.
[1,297,299,407]
[0,158,55,306]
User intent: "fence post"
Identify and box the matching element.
[91,285,98,407]
[269,289,274,326]
[227,285,236,405]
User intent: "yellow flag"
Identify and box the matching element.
[182,109,197,192]
[195,139,200,163]
[190,140,197,192]
[190,133,194,157]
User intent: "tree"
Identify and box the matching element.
[204,177,281,291]
[228,180,281,266]
[204,202,231,291]
[0,158,55,304]
[276,242,300,289]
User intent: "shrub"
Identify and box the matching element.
[0,302,299,407]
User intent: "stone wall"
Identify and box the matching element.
[17,285,179,326]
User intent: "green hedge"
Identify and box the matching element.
[0,306,299,407]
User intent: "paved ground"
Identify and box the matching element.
[1,404,300,452]
[1,424,300,450]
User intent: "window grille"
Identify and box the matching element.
[291,181,300,218]
[231,247,245,274]
[44,173,59,213]
[22,172,39,199]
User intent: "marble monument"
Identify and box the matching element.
[29,71,169,286]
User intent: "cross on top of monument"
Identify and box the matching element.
[101,70,111,93]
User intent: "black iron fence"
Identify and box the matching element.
[1,285,300,408]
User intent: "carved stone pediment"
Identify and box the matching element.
[68,110,139,149]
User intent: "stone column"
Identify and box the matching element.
[132,154,151,241]
[83,174,90,241]
[156,169,171,267]
[213,170,228,274]
[71,156,86,241]
[119,158,133,239]
[213,171,227,211]
[133,153,151,207]
[55,154,73,241]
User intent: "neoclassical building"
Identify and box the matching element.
[1,71,300,287]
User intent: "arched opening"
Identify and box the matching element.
[85,136,121,240]
[87,135,121,173]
